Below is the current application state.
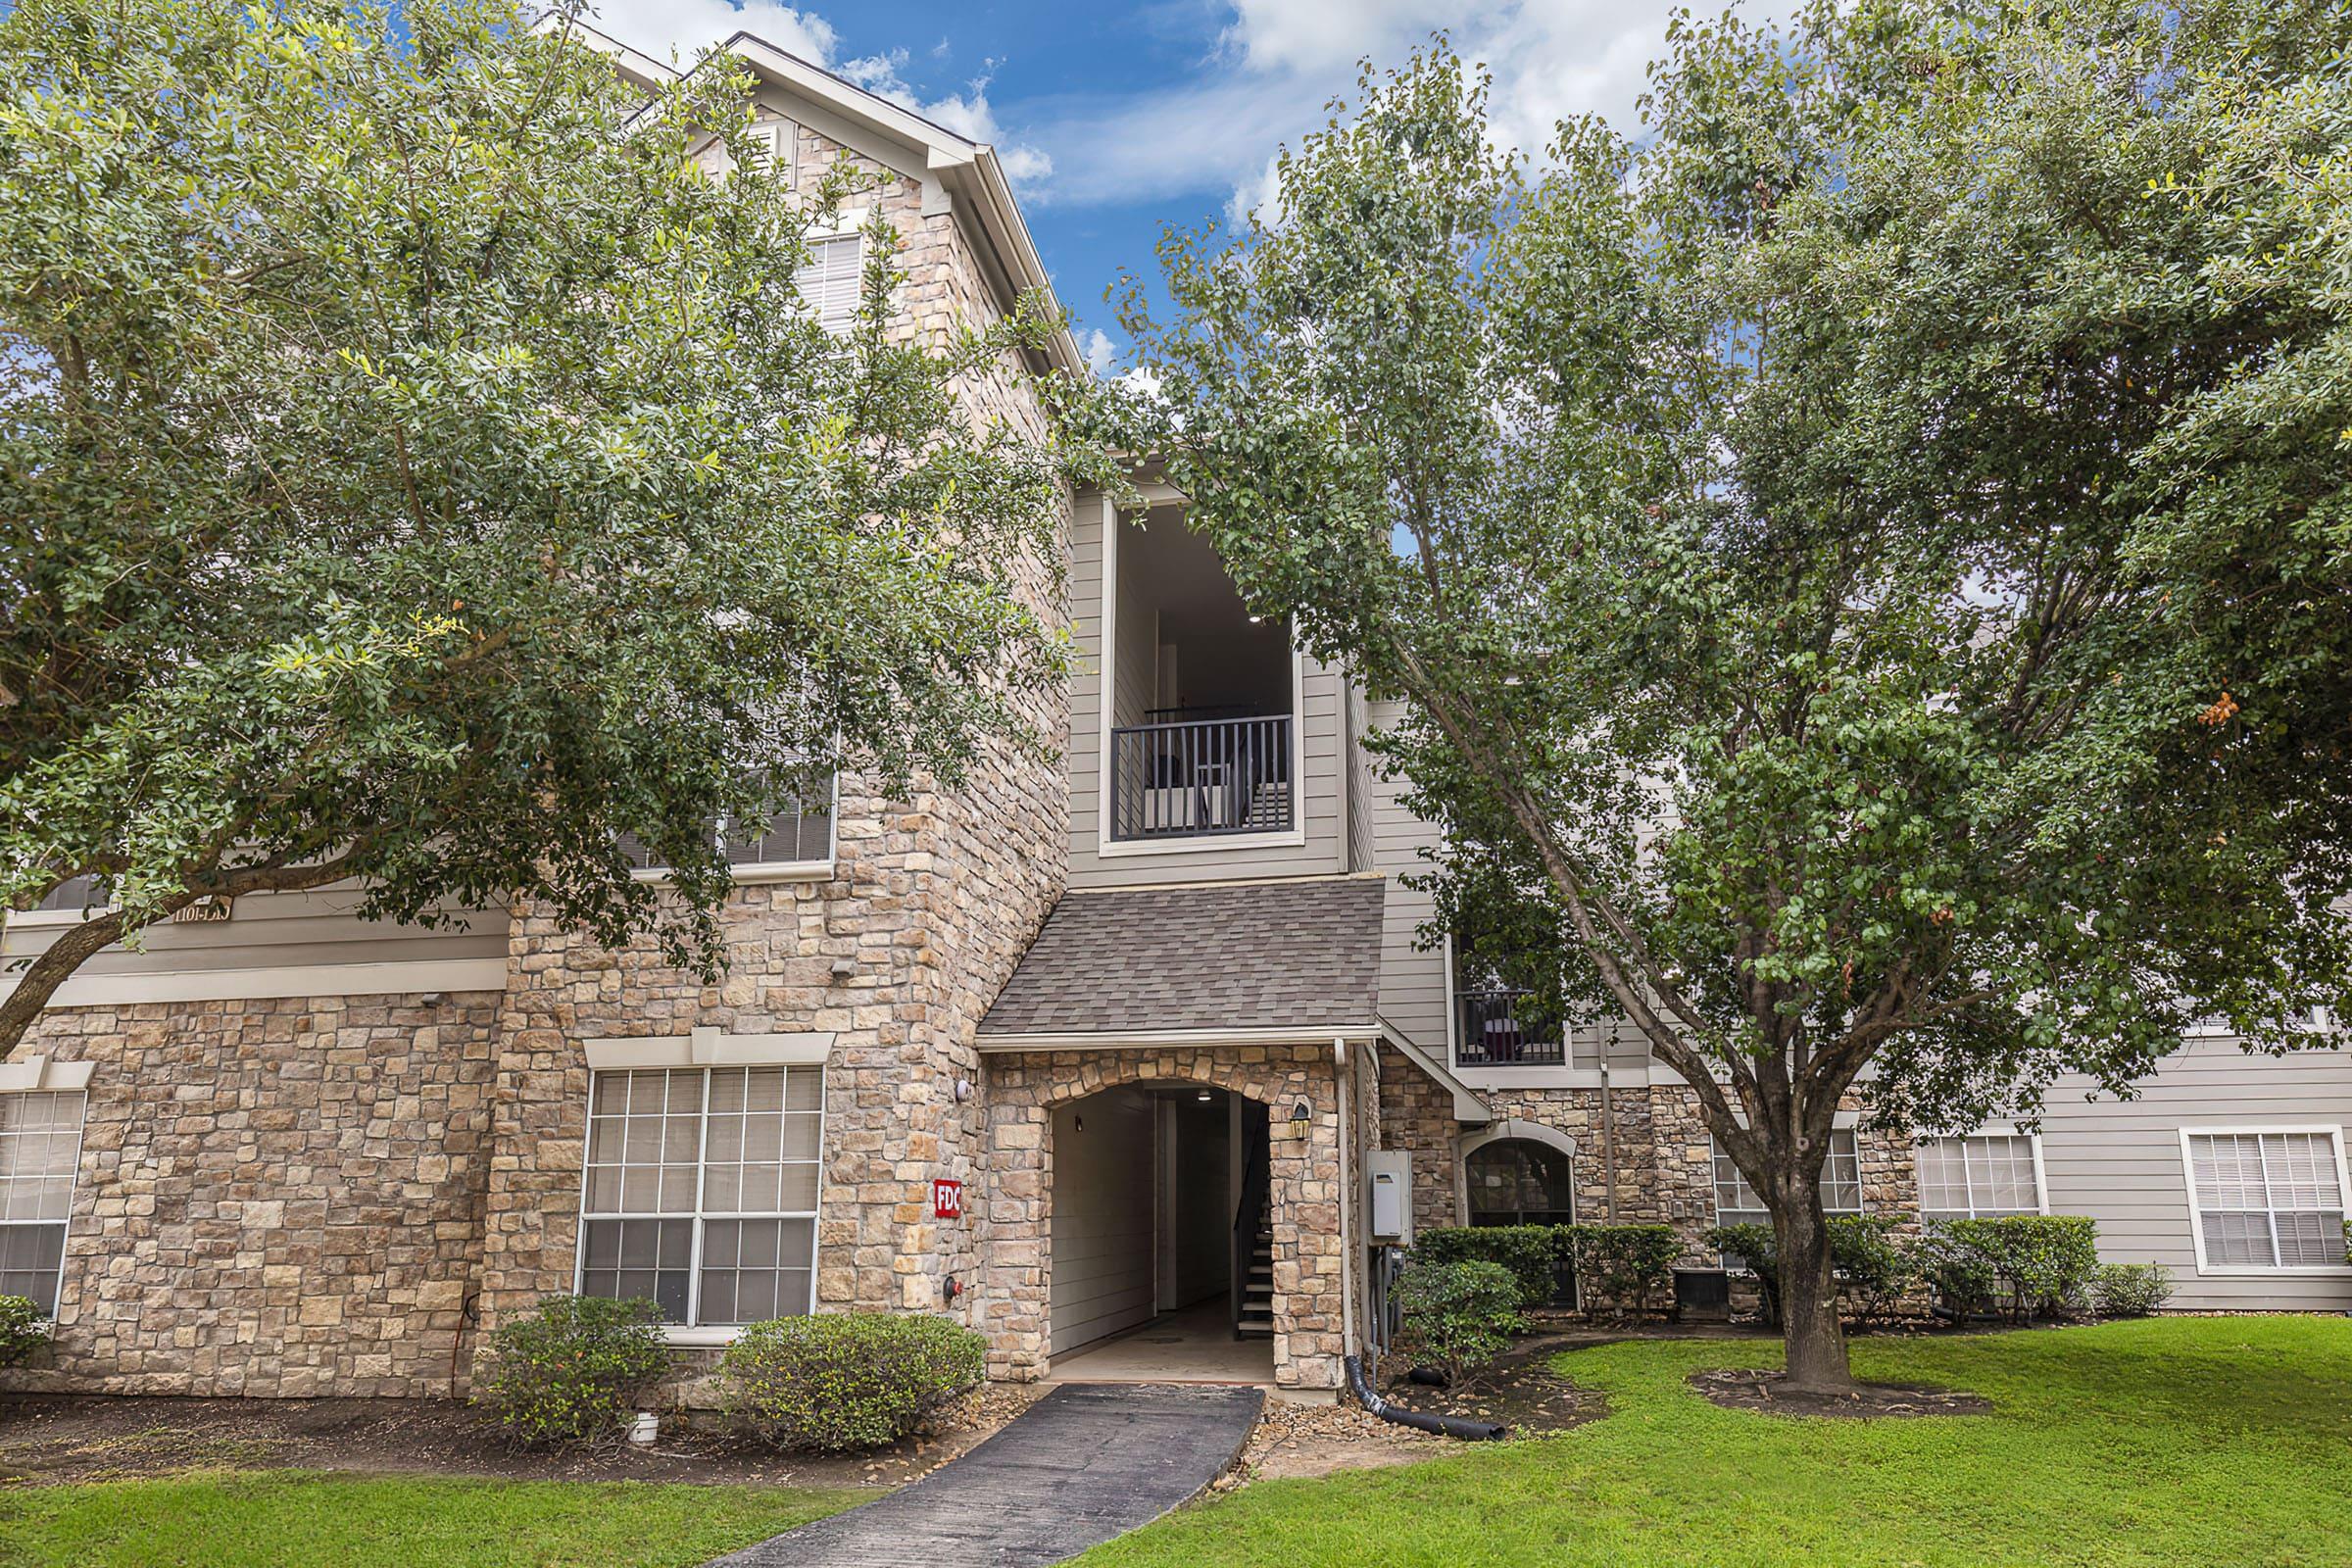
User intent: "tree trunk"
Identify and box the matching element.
[1774,1191,1853,1391]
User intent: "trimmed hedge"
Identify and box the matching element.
[1700,1215,1917,1325]
[718,1311,986,1452]
[1564,1225,1679,1319]
[1392,1257,1522,1387]
[475,1295,671,1451]
[1409,1224,1678,1317]
[1411,1226,1560,1307]
[1922,1215,2099,1322]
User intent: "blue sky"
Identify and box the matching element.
[582,1,1721,375]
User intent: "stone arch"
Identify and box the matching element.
[1461,1119,1580,1228]
[1462,1116,1579,1164]
[978,1045,1348,1392]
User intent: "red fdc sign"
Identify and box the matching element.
[932,1178,963,1220]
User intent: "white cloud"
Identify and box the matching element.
[1024,0,1793,216]
[583,0,841,67]
[580,3,1054,192]
[1080,328,1120,376]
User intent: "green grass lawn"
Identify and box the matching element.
[1084,1316,2352,1568]
[0,1470,868,1568]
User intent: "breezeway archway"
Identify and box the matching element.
[978,1045,1350,1393]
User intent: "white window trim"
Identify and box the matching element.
[2177,1123,2352,1278]
[1914,1126,2050,1221]
[0,1079,88,1324]
[628,773,839,887]
[1092,496,1310,858]
[574,1061,827,1340]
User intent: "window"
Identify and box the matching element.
[578,1066,822,1327]
[0,1090,85,1316]
[619,773,835,877]
[1466,1139,1576,1227]
[1712,1128,1863,1229]
[796,234,861,334]
[2181,1130,2349,1271]
[1916,1134,2042,1221]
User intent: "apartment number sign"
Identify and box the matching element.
[931,1178,963,1220]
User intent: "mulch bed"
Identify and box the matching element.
[1379,1333,1607,1438]
[1688,1367,1992,1419]
[0,1384,1040,1490]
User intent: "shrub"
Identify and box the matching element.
[2091,1262,2176,1318]
[1829,1215,1918,1324]
[1410,1226,1563,1309]
[1700,1218,1917,1325]
[0,1295,47,1368]
[1916,1224,2000,1322]
[475,1295,670,1451]
[719,1312,986,1452]
[1922,1216,2099,1322]
[1562,1224,1679,1319]
[1391,1258,1523,1388]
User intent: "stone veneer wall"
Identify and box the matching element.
[1648,1082,1921,1263]
[3,992,503,1396]
[1477,1084,1670,1228]
[466,122,1072,1370]
[1374,1045,1461,1235]
[980,1046,1348,1391]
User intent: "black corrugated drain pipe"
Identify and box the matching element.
[1346,1355,1508,1442]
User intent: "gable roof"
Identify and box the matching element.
[978,878,1390,1040]
[548,18,1084,379]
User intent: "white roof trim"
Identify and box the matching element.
[975,1023,1385,1054]
[533,14,679,92]
[611,30,1084,378]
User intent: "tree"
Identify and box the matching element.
[1105,0,2352,1389]
[0,0,1079,1054]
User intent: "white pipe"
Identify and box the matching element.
[1335,1036,1359,1366]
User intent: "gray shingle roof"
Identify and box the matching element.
[978,877,1389,1038]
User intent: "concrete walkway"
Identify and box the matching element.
[706,1382,1266,1568]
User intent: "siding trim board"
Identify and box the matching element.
[18,956,509,1007]
[2175,1123,2352,1278]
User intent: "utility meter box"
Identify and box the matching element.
[1366,1152,1412,1245]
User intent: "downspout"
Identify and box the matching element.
[1333,1037,1359,1367]
[1335,1039,1507,1442]
[1599,1051,1619,1225]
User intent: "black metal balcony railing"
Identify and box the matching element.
[1108,714,1294,841]
[1455,989,1567,1066]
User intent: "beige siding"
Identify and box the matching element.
[1344,681,1374,874]
[2035,1036,2352,1310]
[1066,496,1349,890]
[1110,530,1156,729]
[2,886,508,988]
[1365,700,1449,1056]
[1050,1087,1158,1353]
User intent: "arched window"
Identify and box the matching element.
[1466,1139,1576,1227]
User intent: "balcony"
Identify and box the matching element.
[1108,711,1294,841]
[1455,989,1567,1067]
